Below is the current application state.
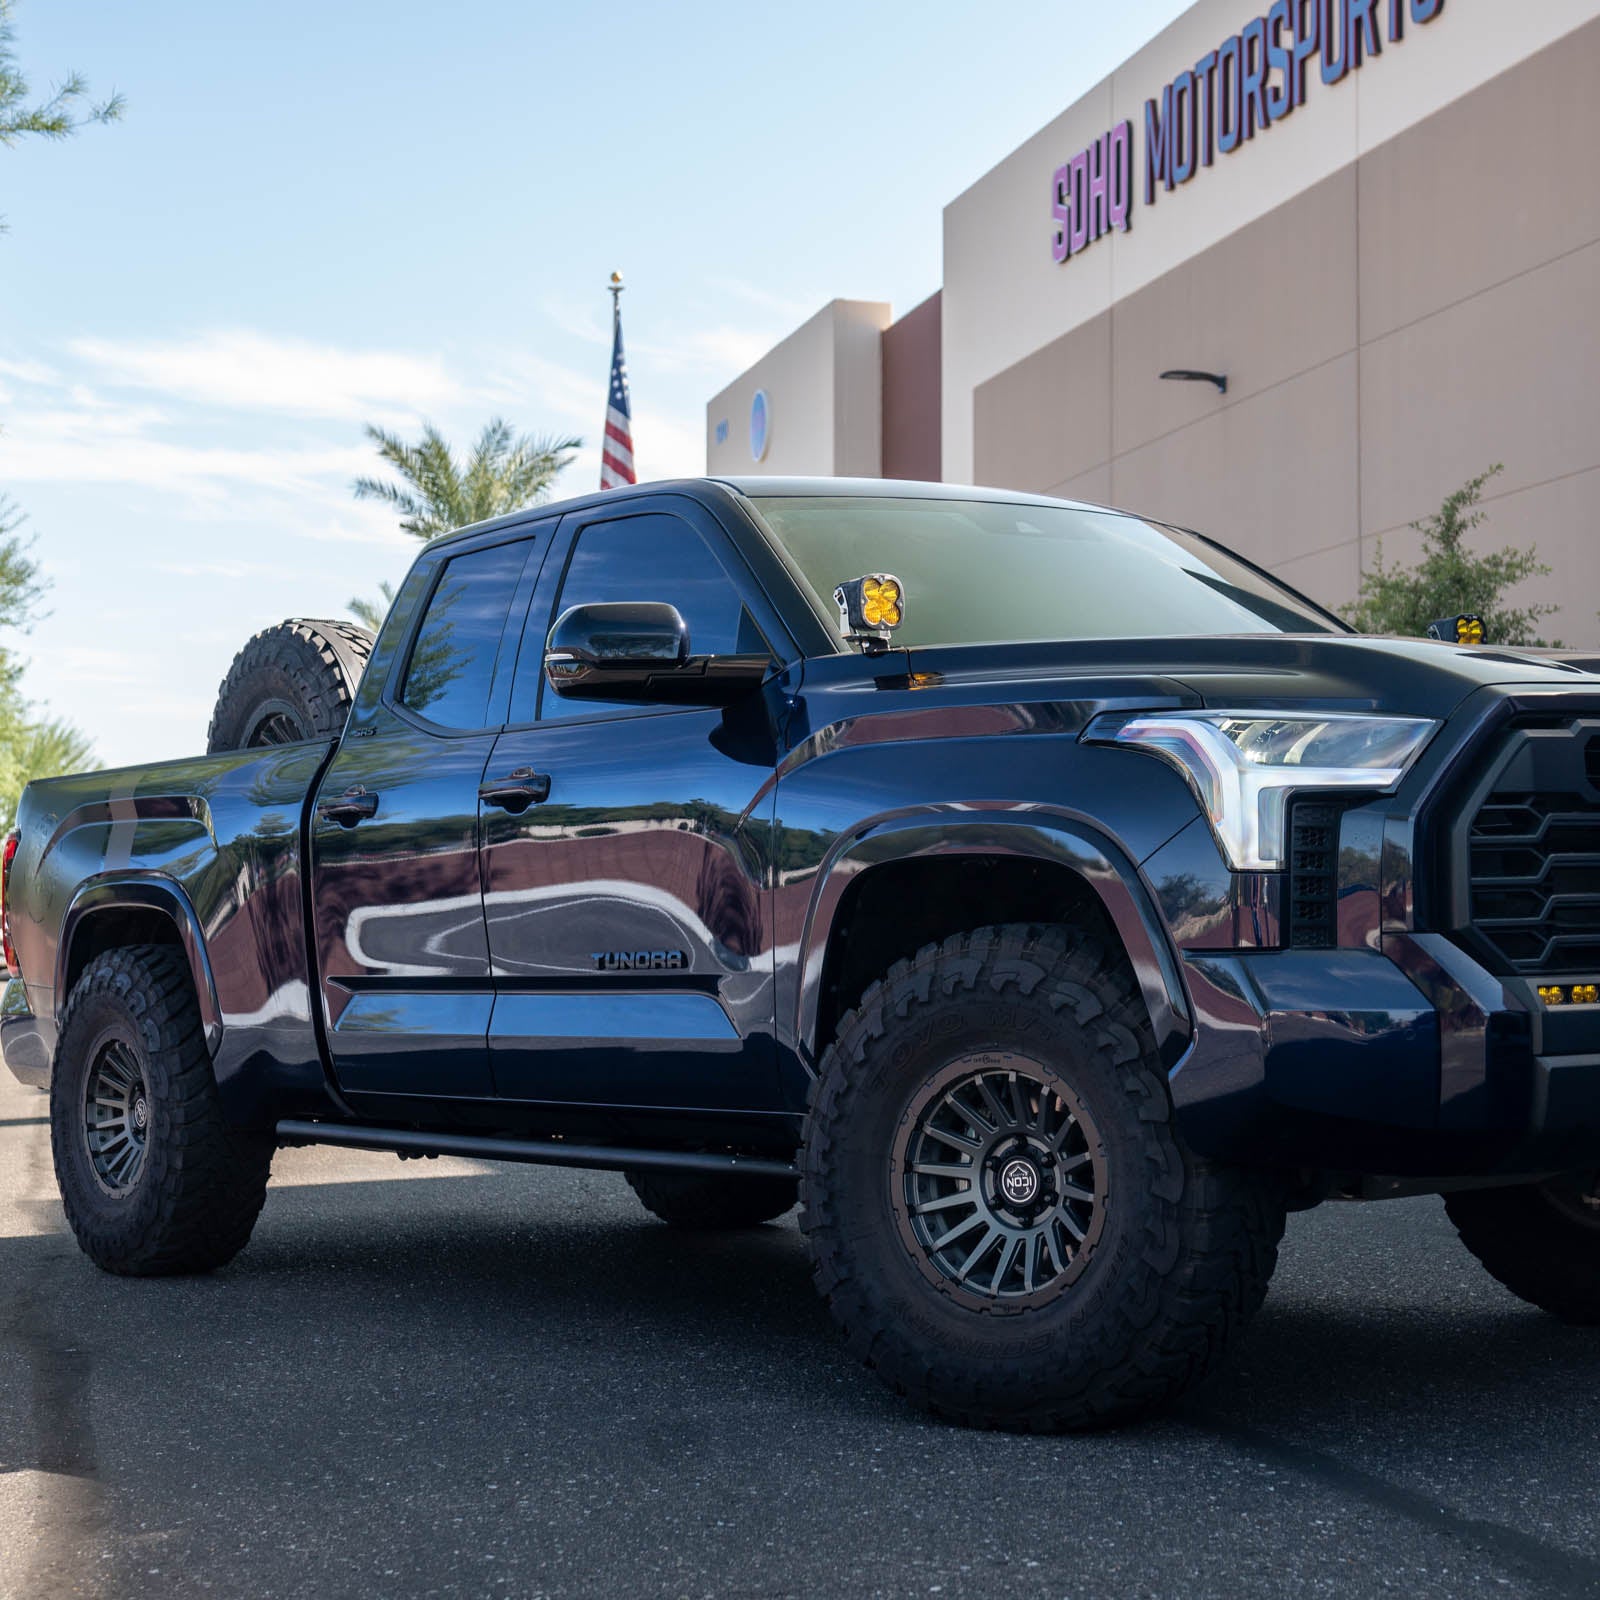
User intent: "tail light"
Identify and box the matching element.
[2,831,18,978]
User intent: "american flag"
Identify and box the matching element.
[600,301,636,489]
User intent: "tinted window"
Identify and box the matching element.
[400,540,530,729]
[536,513,759,721]
[750,496,1343,646]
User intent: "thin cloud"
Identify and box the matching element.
[0,425,371,493]
[705,276,821,319]
[539,293,792,383]
[631,324,785,380]
[287,509,418,550]
[39,645,139,684]
[67,331,468,423]
[156,558,283,581]
[0,354,60,386]
[630,405,705,482]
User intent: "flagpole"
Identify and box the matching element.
[600,271,636,491]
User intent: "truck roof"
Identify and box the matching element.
[424,476,1102,552]
[711,477,1094,510]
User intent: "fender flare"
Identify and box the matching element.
[794,807,1192,1069]
[56,875,224,1054]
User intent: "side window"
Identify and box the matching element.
[399,540,530,730]
[535,513,762,722]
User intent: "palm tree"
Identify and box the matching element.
[348,582,393,633]
[347,418,580,626]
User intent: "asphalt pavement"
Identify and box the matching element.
[3,1063,1598,1600]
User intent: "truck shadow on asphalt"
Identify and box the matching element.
[11,1173,1597,1441]
[230,1175,1600,1432]
[9,1175,1600,1597]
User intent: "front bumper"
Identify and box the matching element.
[1171,935,1600,1180]
[1,976,53,1090]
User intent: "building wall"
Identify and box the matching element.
[965,8,1600,635]
[882,292,942,481]
[943,0,1600,489]
[705,299,891,477]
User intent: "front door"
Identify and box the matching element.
[310,526,545,1098]
[479,499,785,1111]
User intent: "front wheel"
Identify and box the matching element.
[801,924,1286,1431]
[50,945,274,1275]
[1446,1176,1600,1324]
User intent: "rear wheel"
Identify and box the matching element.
[1446,1175,1600,1324]
[50,945,273,1275]
[206,617,374,752]
[624,1169,798,1230]
[801,924,1286,1431]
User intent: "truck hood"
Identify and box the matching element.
[870,633,1600,721]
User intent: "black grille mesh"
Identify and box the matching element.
[1468,732,1600,975]
[1287,799,1343,949]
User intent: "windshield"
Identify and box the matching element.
[749,495,1342,648]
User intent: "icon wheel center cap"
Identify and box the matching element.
[999,1157,1040,1206]
[132,1098,148,1131]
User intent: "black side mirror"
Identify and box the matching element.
[544,602,770,706]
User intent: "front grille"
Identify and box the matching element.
[1467,727,1600,976]
[1287,799,1343,949]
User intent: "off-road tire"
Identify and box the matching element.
[50,945,274,1275]
[800,923,1286,1431]
[206,617,374,752]
[624,1168,798,1229]
[1446,1178,1600,1324]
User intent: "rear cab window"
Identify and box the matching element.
[399,540,532,730]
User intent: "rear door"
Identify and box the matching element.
[478,495,788,1112]
[309,524,549,1099]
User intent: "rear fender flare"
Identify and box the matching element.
[795,808,1192,1068]
[56,876,223,1054]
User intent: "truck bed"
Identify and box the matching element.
[6,738,334,1122]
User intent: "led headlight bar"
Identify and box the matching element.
[1085,711,1437,871]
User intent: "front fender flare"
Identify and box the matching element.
[794,807,1192,1069]
[56,875,224,1054]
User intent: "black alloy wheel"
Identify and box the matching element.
[83,1037,152,1195]
[242,700,312,746]
[895,1053,1106,1308]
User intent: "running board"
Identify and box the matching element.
[274,1118,798,1179]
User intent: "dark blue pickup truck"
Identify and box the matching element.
[6,477,1600,1430]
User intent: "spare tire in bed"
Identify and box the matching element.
[206,618,375,753]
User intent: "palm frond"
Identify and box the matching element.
[347,580,395,633]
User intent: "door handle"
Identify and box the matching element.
[478,768,551,813]
[318,786,380,827]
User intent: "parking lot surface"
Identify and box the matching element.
[2,1065,1597,1600]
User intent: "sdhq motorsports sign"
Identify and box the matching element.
[1051,0,1446,263]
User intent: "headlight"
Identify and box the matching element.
[1085,711,1436,870]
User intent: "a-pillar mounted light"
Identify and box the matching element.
[1160,368,1228,395]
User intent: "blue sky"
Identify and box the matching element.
[2,0,1190,767]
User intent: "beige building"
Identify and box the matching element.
[706,0,1600,635]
